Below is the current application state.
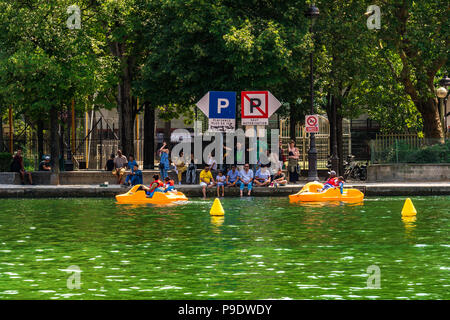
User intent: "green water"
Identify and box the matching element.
[0,196,448,300]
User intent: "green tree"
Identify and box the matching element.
[372,0,449,139]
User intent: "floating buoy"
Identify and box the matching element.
[210,198,225,216]
[401,198,417,217]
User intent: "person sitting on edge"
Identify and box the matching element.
[105,153,115,171]
[254,164,271,187]
[320,170,340,192]
[271,168,287,187]
[226,164,240,187]
[129,164,143,186]
[200,165,215,199]
[112,150,128,184]
[11,149,32,185]
[216,171,226,197]
[39,155,51,171]
[239,163,253,197]
[164,177,176,193]
[123,155,138,186]
[141,174,164,198]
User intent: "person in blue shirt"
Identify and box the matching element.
[123,155,138,186]
[239,163,253,197]
[254,164,271,187]
[130,164,143,186]
[337,176,345,194]
[226,165,240,187]
[159,142,170,180]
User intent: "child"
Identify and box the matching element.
[336,176,345,194]
[321,174,345,193]
[216,171,226,197]
[164,176,176,193]
[130,164,143,186]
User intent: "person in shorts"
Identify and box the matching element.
[112,150,128,184]
[200,165,215,199]
[216,170,226,197]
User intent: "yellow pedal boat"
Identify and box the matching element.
[115,184,188,204]
[289,182,364,203]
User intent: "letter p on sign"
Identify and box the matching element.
[217,98,229,114]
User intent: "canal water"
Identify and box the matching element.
[0,196,448,299]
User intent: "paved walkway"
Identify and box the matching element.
[0,182,449,198]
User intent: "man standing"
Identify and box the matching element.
[112,149,128,184]
[239,163,253,197]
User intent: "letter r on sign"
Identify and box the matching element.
[217,99,229,114]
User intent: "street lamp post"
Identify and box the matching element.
[331,95,339,175]
[437,75,450,135]
[305,4,320,182]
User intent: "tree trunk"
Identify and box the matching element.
[111,41,135,157]
[119,83,135,157]
[336,112,344,175]
[50,107,60,174]
[143,101,155,169]
[326,96,345,175]
[37,119,44,160]
[0,111,4,152]
[164,120,171,143]
[415,98,444,141]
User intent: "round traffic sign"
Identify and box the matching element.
[306,115,318,126]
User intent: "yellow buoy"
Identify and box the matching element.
[210,198,225,216]
[401,198,417,216]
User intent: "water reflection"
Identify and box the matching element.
[293,201,364,208]
[211,216,224,230]
[402,215,417,236]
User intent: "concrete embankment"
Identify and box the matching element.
[0,182,449,198]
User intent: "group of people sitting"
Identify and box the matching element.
[199,163,288,198]
[106,150,143,186]
[9,149,53,185]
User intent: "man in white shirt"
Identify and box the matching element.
[239,163,253,197]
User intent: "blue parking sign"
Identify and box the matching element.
[209,91,236,119]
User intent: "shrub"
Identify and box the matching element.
[0,152,12,172]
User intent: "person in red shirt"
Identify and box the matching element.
[141,174,164,197]
[164,177,175,192]
[320,170,339,192]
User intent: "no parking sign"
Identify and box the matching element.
[305,115,319,133]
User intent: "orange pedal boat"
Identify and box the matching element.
[289,182,364,203]
[116,184,188,204]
